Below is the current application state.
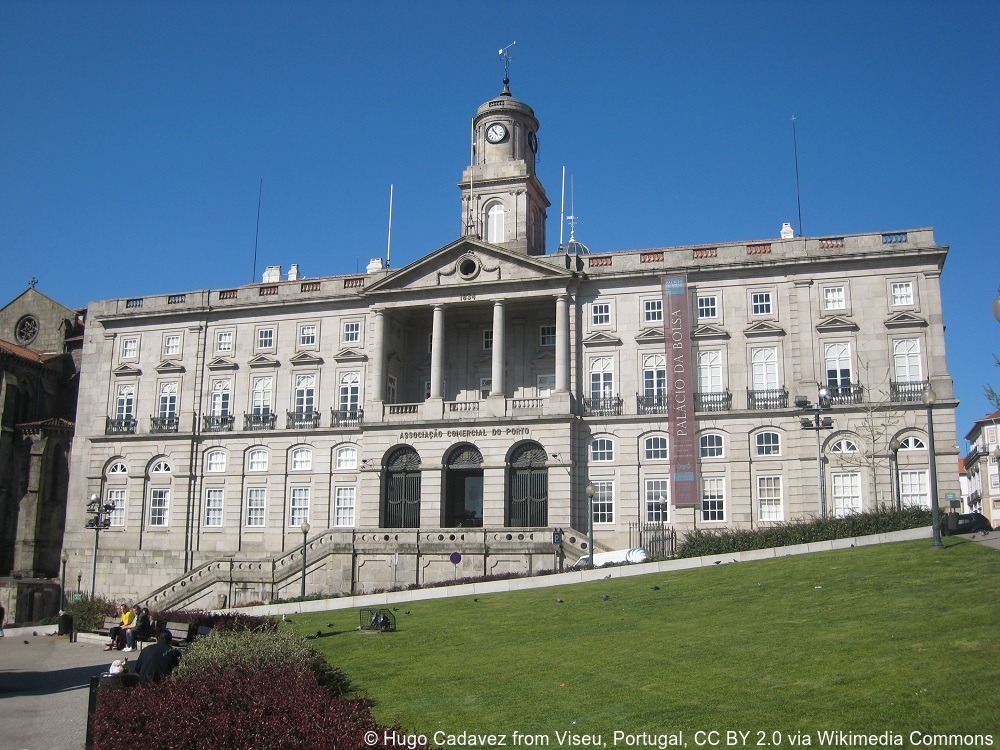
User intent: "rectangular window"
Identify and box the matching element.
[256,328,274,350]
[755,432,781,456]
[335,486,356,526]
[216,330,233,353]
[891,281,914,307]
[539,325,556,347]
[899,470,929,508]
[825,343,853,388]
[537,374,555,397]
[757,476,783,522]
[643,298,663,323]
[591,438,614,462]
[294,374,316,413]
[107,489,126,527]
[387,375,397,404]
[642,354,667,397]
[831,472,862,516]
[290,487,310,526]
[158,382,178,419]
[644,436,668,460]
[480,378,492,399]
[343,321,361,344]
[645,479,669,523]
[751,347,779,390]
[751,291,772,316]
[149,489,169,527]
[696,350,723,393]
[592,302,611,326]
[697,295,717,320]
[823,286,846,311]
[251,376,273,414]
[592,481,614,524]
[121,337,138,359]
[210,379,231,417]
[163,334,181,357]
[246,488,266,527]
[115,384,136,420]
[701,477,725,521]
[483,329,493,350]
[291,448,313,471]
[298,324,317,347]
[589,356,614,399]
[204,488,224,527]
[893,339,922,382]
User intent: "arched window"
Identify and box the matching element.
[591,438,615,462]
[444,445,484,527]
[507,442,548,527]
[205,450,226,473]
[755,431,781,456]
[107,461,127,474]
[830,439,859,454]
[291,447,313,471]
[104,460,127,526]
[150,460,172,474]
[383,447,421,528]
[485,201,504,243]
[336,446,358,470]
[248,449,268,472]
[644,435,668,460]
[900,436,926,450]
[700,433,724,458]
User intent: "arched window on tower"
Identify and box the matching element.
[485,201,505,244]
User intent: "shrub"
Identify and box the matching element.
[90,665,428,750]
[174,627,351,696]
[152,609,278,633]
[63,594,117,631]
[675,506,934,558]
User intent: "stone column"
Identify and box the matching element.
[490,300,506,396]
[372,308,386,401]
[556,294,570,392]
[430,305,445,399]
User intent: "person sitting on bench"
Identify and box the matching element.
[105,603,133,651]
[123,606,152,651]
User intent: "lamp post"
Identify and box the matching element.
[922,387,944,549]
[797,387,834,517]
[889,437,902,511]
[76,571,82,600]
[84,492,115,597]
[60,551,69,610]
[585,483,596,568]
[300,521,311,598]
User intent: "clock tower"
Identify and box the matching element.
[460,76,550,256]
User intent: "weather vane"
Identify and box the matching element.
[28,276,38,289]
[499,42,516,88]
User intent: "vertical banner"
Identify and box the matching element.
[662,274,699,508]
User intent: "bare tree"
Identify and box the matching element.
[984,354,1000,410]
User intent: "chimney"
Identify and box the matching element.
[780,222,794,239]
[262,265,282,283]
[366,257,384,273]
[287,264,300,281]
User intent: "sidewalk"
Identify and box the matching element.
[0,632,115,750]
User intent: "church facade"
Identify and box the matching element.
[61,81,959,609]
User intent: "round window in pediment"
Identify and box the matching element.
[458,256,480,280]
[15,315,39,345]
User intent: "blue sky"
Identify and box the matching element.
[2,0,998,439]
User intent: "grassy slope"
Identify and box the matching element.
[291,538,1000,736]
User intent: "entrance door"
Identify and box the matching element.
[444,445,484,527]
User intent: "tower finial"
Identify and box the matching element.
[498,42,516,94]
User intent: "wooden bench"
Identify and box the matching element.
[95,617,119,640]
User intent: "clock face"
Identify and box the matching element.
[486,123,507,143]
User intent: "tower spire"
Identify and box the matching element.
[499,42,516,95]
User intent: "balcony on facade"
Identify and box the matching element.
[890,379,930,403]
[695,391,732,412]
[584,396,624,417]
[331,408,364,427]
[203,414,235,432]
[287,410,322,429]
[150,415,180,434]
[244,412,277,431]
[105,417,137,435]
[747,388,788,410]
[637,394,669,415]
[827,384,864,406]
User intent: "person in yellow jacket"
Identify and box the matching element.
[105,603,134,650]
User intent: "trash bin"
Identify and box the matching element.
[58,613,73,636]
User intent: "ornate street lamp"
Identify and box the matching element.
[300,521,311,598]
[889,437,902,511]
[797,387,834,517]
[922,388,944,549]
[85,492,115,596]
[60,551,69,610]
[585,483,596,568]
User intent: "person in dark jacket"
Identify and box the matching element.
[135,630,181,684]
[122,606,152,651]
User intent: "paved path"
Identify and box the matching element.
[0,633,113,750]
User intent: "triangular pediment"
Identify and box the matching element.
[206,357,238,371]
[365,237,574,295]
[635,327,664,344]
[154,359,186,374]
[289,352,324,366]
[884,312,928,329]
[692,324,731,340]
[333,348,368,362]
[112,363,142,376]
[582,331,623,347]
[532,350,556,363]
[247,354,279,368]
[815,315,859,333]
[743,321,786,337]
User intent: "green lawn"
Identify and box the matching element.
[290,537,999,741]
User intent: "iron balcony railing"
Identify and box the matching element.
[286,410,321,429]
[890,379,929,403]
[203,414,235,432]
[827,384,865,405]
[747,388,788,410]
[637,394,669,414]
[695,390,732,412]
[105,417,137,435]
[583,396,623,417]
[243,412,277,431]
[331,408,364,427]
[150,415,180,433]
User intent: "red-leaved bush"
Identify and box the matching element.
[90,665,428,750]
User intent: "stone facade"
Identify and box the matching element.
[963,411,1000,526]
[60,83,959,609]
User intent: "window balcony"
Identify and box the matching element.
[827,384,864,405]
[890,379,929,403]
[286,410,321,429]
[105,417,137,435]
[150,415,180,433]
[695,390,732,412]
[244,412,277,431]
[583,396,623,417]
[637,394,669,415]
[747,388,788,410]
[331,408,364,427]
[203,414,235,432]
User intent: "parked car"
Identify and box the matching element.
[942,512,993,535]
